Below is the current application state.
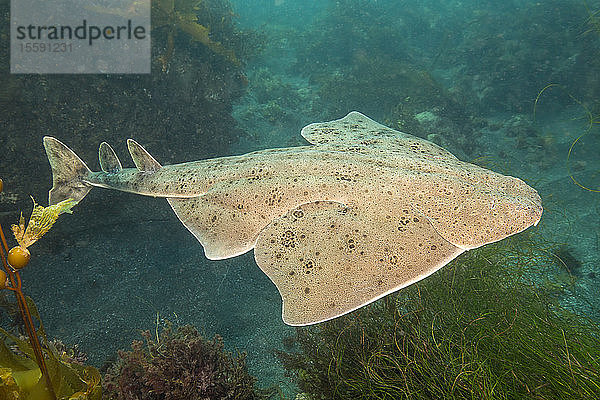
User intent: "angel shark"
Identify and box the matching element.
[44,112,543,326]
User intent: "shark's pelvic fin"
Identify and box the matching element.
[99,142,123,173]
[43,137,92,205]
[127,139,162,172]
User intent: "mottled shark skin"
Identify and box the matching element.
[43,111,543,326]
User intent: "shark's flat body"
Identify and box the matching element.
[44,112,542,325]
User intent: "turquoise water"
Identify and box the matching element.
[1,0,599,398]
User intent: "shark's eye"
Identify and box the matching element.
[8,246,30,270]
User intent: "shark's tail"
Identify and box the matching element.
[43,137,92,205]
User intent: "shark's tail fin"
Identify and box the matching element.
[43,137,92,205]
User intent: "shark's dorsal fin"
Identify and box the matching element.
[127,139,162,172]
[99,142,122,173]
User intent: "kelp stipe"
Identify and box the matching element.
[0,177,101,400]
[0,178,55,399]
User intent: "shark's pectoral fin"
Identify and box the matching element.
[167,196,264,260]
[301,111,458,160]
[166,176,343,260]
[254,200,464,326]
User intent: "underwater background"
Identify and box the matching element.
[1,0,599,398]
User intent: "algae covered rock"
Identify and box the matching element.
[102,324,269,400]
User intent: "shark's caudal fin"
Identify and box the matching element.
[43,137,92,205]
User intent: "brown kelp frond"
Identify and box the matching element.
[11,197,77,249]
[0,302,102,400]
[153,0,240,71]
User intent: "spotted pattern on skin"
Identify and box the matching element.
[61,111,542,326]
[255,200,464,325]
